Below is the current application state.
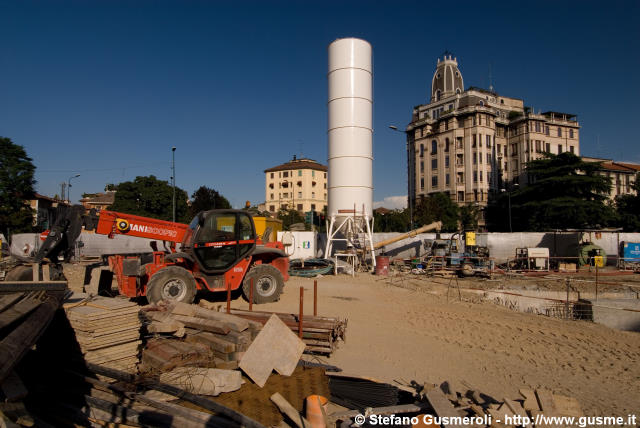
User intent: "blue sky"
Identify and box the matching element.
[1,1,638,209]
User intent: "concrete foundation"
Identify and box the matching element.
[585,298,640,332]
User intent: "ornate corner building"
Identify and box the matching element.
[406,54,580,226]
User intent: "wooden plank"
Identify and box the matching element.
[270,392,310,428]
[0,294,23,314]
[425,389,465,428]
[519,388,539,411]
[0,297,42,330]
[535,389,556,415]
[0,291,64,383]
[239,314,305,388]
[185,332,236,353]
[172,314,231,334]
[503,398,528,420]
[552,395,583,417]
[0,372,28,402]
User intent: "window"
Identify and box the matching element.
[479,171,483,182]
[487,153,491,163]
[569,129,574,138]
[324,193,326,200]
[546,142,550,152]
[570,146,575,154]
[487,172,490,183]
[269,205,275,212]
[420,161,424,173]
[557,127,562,137]
[457,172,464,184]
[486,135,491,148]
[473,153,477,165]
[269,183,274,189]
[473,171,478,182]
[545,126,550,136]
[445,156,450,168]
[270,173,274,179]
[431,140,437,154]
[504,145,508,157]
[312,170,315,177]
[283,171,288,178]
[458,191,465,202]
[420,144,424,157]
[298,192,302,198]
[431,158,437,169]
[456,137,463,149]
[472,134,477,148]
[446,174,450,185]
[445,138,450,152]
[297,204,303,211]
[431,176,438,187]
[457,154,464,166]
[558,144,562,153]
[324,183,326,189]
[535,122,541,132]
[474,190,478,201]
[311,192,315,199]
[324,173,327,178]
[270,193,274,200]
[479,153,483,164]
[420,178,424,190]
[497,143,501,153]
[283,192,288,198]
[311,204,316,210]
[512,144,518,156]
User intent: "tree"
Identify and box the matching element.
[414,193,459,231]
[615,172,640,231]
[189,186,231,217]
[0,137,36,237]
[503,153,615,231]
[109,175,190,223]
[277,208,306,230]
[373,209,410,232]
[460,204,480,231]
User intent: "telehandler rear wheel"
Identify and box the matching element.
[242,264,284,304]
[146,266,196,305]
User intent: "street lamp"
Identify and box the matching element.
[389,125,414,230]
[171,147,176,223]
[67,174,80,205]
[501,182,519,233]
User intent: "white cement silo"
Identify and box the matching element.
[325,38,375,268]
[327,38,373,219]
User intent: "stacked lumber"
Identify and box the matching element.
[140,301,262,372]
[229,308,347,354]
[418,381,584,428]
[64,296,141,373]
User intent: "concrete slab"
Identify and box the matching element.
[586,298,640,332]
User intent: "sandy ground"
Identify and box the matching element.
[63,263,640,418]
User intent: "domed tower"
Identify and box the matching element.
[431,53,464,102]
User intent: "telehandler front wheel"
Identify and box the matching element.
[242,264,284,304]
[146,266,196,305]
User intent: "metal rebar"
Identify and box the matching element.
[249,278,254,311]
[314,280,317,316]
[299,287,304,338]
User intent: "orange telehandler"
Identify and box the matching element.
[5,206,289,305]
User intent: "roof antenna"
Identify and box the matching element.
[488,62,494,93]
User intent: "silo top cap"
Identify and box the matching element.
[328,38,372,72]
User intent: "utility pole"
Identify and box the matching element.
[172,147,176,222]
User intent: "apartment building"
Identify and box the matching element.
[264,156,328,214]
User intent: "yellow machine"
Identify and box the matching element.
[252,217,283,242]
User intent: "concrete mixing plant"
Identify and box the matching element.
[324,38,376,269]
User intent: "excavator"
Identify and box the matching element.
[4,205,289,305]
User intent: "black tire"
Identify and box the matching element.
[242,264,284,304]
[5,265,33,281]
[146,266,197,305]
